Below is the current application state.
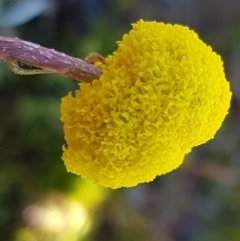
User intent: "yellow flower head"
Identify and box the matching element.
[61,20,231,189]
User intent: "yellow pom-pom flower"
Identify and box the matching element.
[61,20,231,189]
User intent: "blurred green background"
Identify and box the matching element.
[0,0,240,240]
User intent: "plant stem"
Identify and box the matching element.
[0,36,102,82]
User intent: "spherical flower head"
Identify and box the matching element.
[61,20,231,189]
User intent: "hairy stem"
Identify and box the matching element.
[0,36,102,82]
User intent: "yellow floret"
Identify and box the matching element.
[61,20,231,189]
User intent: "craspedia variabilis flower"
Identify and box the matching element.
[61,20,231,189]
